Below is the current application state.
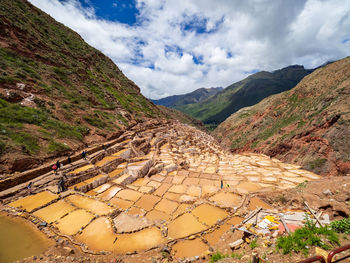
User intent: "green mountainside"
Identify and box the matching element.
[0,0,162,173]
[180,65,313,128]
[151,87,223,108]
[214,57,350,176]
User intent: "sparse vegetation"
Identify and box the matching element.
[209,252,243,262]
[47,140,71,153]
[250,238,258,249]
[308,158,327,170]
[331,217,350,234]
[277,216,339,256]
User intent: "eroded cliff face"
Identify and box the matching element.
[214,57,350,176]
[0,0,163,173]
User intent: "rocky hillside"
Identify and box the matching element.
[151,87,223,108]
[0,0,162,173]
[156,105,204,130]
[180,65,313,128]
[214,57,350,176]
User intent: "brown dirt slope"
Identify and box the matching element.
[214,57,350,176]
[0,0,164,173]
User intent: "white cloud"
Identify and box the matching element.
[29,0,350,99]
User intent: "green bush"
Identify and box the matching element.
[331,217,350,234]
[277,216,339,255]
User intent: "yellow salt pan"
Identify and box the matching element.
[65,194,114,215]
[145,210,170,221]
[191,204,228,226]
[108,168,124,178]
[134,194,161,211]
[236,182,262,194]
[115,189,143,202]
[33,200,76,223]
[77,217,165,253]
[154,199,179,214]
[8,191,58,212]
[168,184,188,194]
[69,164,94,174]
[209,192,241,208]
[55,209,94,235]
[172,239,209,258]
[98,186,122,200]
[95,156,118,167]
[168,213,206,239]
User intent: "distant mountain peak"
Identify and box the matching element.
[152,87,223,108]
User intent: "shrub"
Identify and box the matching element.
[331,217,350,234]
[277,216,339,256]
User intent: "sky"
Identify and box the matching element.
[29,0,350,99]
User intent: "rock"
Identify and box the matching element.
[161,246,170,254]
[39,221,48,227]
[323,189,333,196]
[229,239,244,249]
[164,164,177,173]
[63,246,75,254]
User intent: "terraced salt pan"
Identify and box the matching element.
[145,210,170,221]
[154,199,178,214]
[248,197,273,210]
[168,213,206,239]
[209,192,241,208]
[203,223,231,246]
[172,239,209,258]
[95,156,118,167]
[76,217,116,251]
[69,164,94,174]
[134,194,161,211]
[168,184,187,194]
[113,213,152,233]
[65,194,114,215]
[8,191,58,212]
[98,186,122,200]
[108,168,124,178]
[109,198,133,210]
[33,200,76,223]
[236,182,262,194]
[114,227,165,253]
[112,174,132,185]
[55,209,94,235]
[94,183,112,194]
[192,204,228,226]
[115,189,143,202]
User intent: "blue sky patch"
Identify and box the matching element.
[192,53,204,65]
[181,14,223,34]
[342,38,350,43]
[74,0,139,24]
[164,45,184,57]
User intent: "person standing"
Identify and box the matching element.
[67,155,72,165]
[82,150,87,160]
[56,160,60,170]
[52,163,58,174]
[58,177,65,193]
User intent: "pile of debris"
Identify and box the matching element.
[229,201,330,250]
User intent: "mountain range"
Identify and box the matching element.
[151,87,223,108]
[214,57,350,175]
[176,65,314,128]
